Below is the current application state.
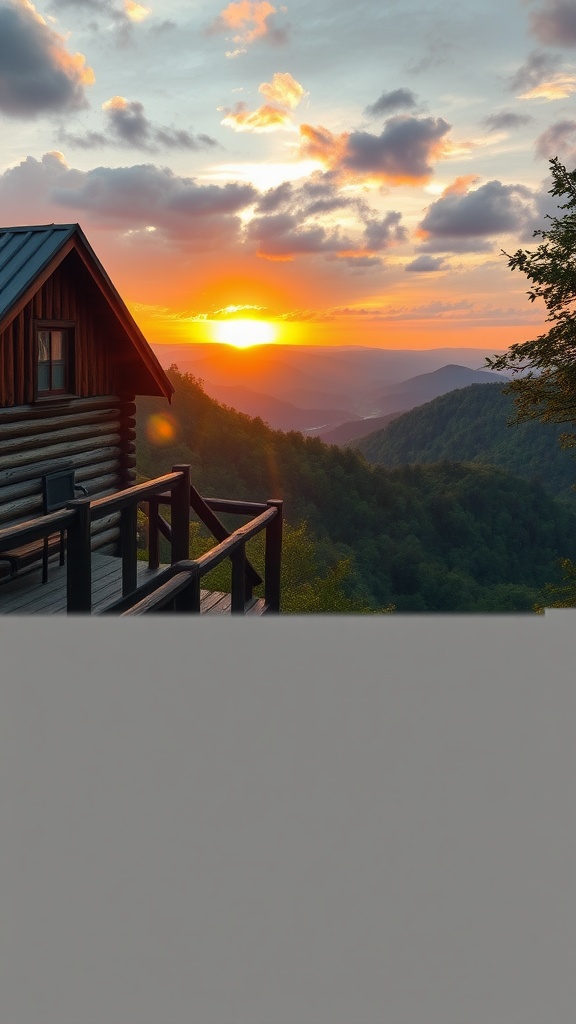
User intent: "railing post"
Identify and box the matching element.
[264,499,283,613]
[174,566,202,613]
[171,464,191,563]
[66,497,92,613]
[120,503,138,597]
[148,497,160,570]
[231,542,247,613]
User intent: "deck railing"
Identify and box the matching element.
[0,464,283,615]
[102,502,282,615]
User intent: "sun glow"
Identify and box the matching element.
[211,318,278,348]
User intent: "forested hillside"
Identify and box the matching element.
[355,383,576,500]
[135,369,576,612]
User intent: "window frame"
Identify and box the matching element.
[33,320,77,402]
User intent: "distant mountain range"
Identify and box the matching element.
[354,383,576,500]
[150,343,509,402]
[136,367,576,612]
[194,382,362,433]
[151,342,511,433]
[319,411,406,445]
[362,363,507,415]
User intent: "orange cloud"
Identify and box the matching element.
[220,101,295,132]
[217,1,277,44]
[55,48,95,88]
[259,71,305,109]
[220,72,305,133]
[20,1,95,96]
[518,74,576,99]
[102,94,127,112]
[442,174,481,197]
[125,1,151,22]
[299,123,350,166]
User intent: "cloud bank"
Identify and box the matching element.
[528,0,576,46]
[417,178,537,252]
[364,88,419,118]
[0,0,94,118]
[0,152,257,247]
[300,115,453,185]
[60,96,218,151]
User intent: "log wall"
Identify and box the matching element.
[0,397,137,552]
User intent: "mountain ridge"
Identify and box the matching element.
[354,382,576,500]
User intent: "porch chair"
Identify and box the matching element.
[41,468,88,583]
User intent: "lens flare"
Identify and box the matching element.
[146,413,177,445]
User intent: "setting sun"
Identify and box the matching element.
[211,318,278,349]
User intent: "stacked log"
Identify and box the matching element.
[0,396,131,551]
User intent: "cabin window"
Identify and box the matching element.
[35,325,75,398]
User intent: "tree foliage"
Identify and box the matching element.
[534,557,576,611]
[136,369,576,612]
[189,519,393,614]
[486,158,576,444]
[355,382,576,499]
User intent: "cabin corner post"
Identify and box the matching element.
[264,499,283,612]
[171,464,191,563]
[118,395,137,489]
[66,496,92,613]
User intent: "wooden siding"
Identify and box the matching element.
[0,396,137,551]
[0,251,128,406]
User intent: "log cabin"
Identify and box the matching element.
[0,224,282,614]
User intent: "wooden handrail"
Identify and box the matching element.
[191,507,276,575]
[0,464,283,616]
[188,483,262,588]
[100,503,282,615]
[90,471,183,520]
[0,508,74,550]
[100,560,191,613]
[148,482,264,588]
[119,571,196,616]
[151,489,269,517]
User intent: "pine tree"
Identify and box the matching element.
[486,158,576,449]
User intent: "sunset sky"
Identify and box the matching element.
[1,0,575,350]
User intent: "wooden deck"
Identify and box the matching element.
[0,552,267,615]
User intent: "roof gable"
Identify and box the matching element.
[0,223,173,400]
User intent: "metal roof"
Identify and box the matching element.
[0,224,78,324]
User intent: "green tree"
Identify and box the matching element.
[486,158,576,447]
[485,157,576,610]
[192,519,394,614]
[534,557,576,611]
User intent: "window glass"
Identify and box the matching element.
[37,362,51,392]
[52,361,66,389]
[51,331,64,361]
[38,331,50,363]
[36,328,69,394]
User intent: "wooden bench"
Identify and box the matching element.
[0,535,63,581]
[0,467,87,584]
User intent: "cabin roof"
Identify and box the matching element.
[0,223,173,400]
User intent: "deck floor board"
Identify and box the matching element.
[0,553,267,615]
